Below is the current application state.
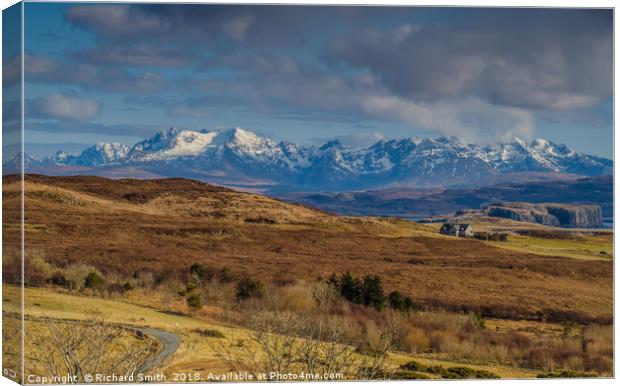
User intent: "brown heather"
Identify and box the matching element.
[2,174,614,376]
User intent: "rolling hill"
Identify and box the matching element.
[3,174,612,324]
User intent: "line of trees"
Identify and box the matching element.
[182,263,417,315]
[326,272,417,314]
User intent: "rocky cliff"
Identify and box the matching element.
[483,202,602,228]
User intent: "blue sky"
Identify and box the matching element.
[11,4,613,158]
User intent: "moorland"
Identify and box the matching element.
[2,174,613,382]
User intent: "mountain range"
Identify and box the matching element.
[6,127,613,191]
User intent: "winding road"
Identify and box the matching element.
[136,327,181,373]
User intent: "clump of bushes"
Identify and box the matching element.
[400,327,431,353]
[399,361,427,372]
[24,253,53,287]
[46,272,77,290]
[235,276,264,301]
[188,263,235,285]
[189,263,210,281]
[395,362,434,379]
[425,365,446,375]
[474,232,508,241]
[456,312,486,331]
[244,217,277,224]
[84,271,106,292]
[391,371,430,380]
[63,264,104,291]
[441,367,500,379]
[2,251,22,286]
[536,370,597,378]
[186,292,203,311]
[192,328,225,338]
[398,362,499,379]
[178,263,241,310]
[20,255,139,297]
[387,291,418,315]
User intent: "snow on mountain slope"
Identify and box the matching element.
[44,151,72,166]
[11,127,613,190]
[72,143,131,166]
[3,152,40,172]
[221,128,306,171]
[127,127,219,161]
[125,127,314,175]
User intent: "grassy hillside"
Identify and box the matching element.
[3,175,612,323]
[425,217,613,261]
[1,175,613,380]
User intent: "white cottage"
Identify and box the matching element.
[439,223,474,237]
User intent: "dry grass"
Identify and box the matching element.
[3,175,614,379]
[9,283,612,378]
[23,317,160,382]
[6,285,544,379]
[488,234,613,261]
[3,175,612,324]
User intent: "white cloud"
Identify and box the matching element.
[359,95,535,143]
[30,94,102,120]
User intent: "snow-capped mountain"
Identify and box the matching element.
[7,127,613,190]
[127,127,219,161]
[3,152,40,171]
[77,142,130,166]
[38,143,131,167]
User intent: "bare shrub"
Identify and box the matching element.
[201,278,234,305]
[2,250,21,285]
[383,311,410,349]
[401,327,431,354]
[216,310,389,380]
[277,284,316,313]
[429,330,450,352]
[355,330,393,380]
[297,315,356,377]
[24,252,53,287]
[524,347,556,370]
[24,316,159,383]
[216,311,300,378]
[311,281,339,313]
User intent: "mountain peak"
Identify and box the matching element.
[532,138,549,147]
[511,137,528,147]
[228,127,262,142]
[320,139,344,151]
[152,126,179,143]
[71,142,130,166]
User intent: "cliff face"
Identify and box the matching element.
[485,205,560,226]
[545,205,603,228]
[484,202,602,228]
